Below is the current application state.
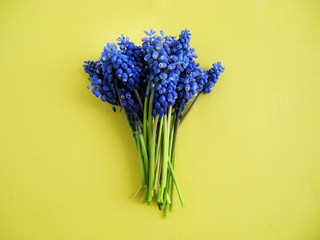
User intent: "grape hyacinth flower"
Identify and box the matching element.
[82,29,225,217]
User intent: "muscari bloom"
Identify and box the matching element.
[84,29,224,121]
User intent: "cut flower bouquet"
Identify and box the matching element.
[83,29,225,217]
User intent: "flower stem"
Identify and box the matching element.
[164,194,171,218]
[159,115,168,202]
[154,116,163,191]
[133,88,143,112]
[168,160,184,207]
[155,117,163,169]
[138,133,149,180]
[142,185,148,203]
[124,112,146,197]
[168,115,175,159]
[170,115,180,210]
[115,79,147,201]
[132,184,143,199]
[148,89,155,135]
[146,90,155,202]
[167,106,172,138]
[143,82,150,146]
[159,106,172,202]
[135,132,145,185]
[166,116,176,212]
[147,113,158,201]
[180,92,202,125]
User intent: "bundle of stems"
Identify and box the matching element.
[129,88,202,217]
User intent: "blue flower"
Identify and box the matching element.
[83,28,224,123]
[203,62,225,94]
[83,60,102,77]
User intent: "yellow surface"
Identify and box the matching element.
[0,0,320,239]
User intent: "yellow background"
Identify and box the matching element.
[0,0,320,239]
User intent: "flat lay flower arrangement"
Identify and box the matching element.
[83,29,225,217]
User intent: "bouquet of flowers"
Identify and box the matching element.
[83,29,225,217]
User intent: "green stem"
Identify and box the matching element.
[154,116,163,191]
[139,133,149,180]
[143,82,150,145]
[159,115,168,202]
[166,193,171,204]
[164,193,171,218]
[142,185,148,203]
[146,90,155,202]
[166,116,176,212]
[148,89,155,139]
[170,115,180,210]
[147,112,158,202]
[154,153,161,192]
[160,106,173,201]
[162,116,175,214]
[155,117,163,169]
[135,133,145,185]
[132,184,143,199]
[168,116,175,159]
[124,113,146,195]
[167,106,172,139]
[161,163,171,209]
[165,203,170,218]
[115,80,147,202]
[180,92,202,125]
[168,160,184,207]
